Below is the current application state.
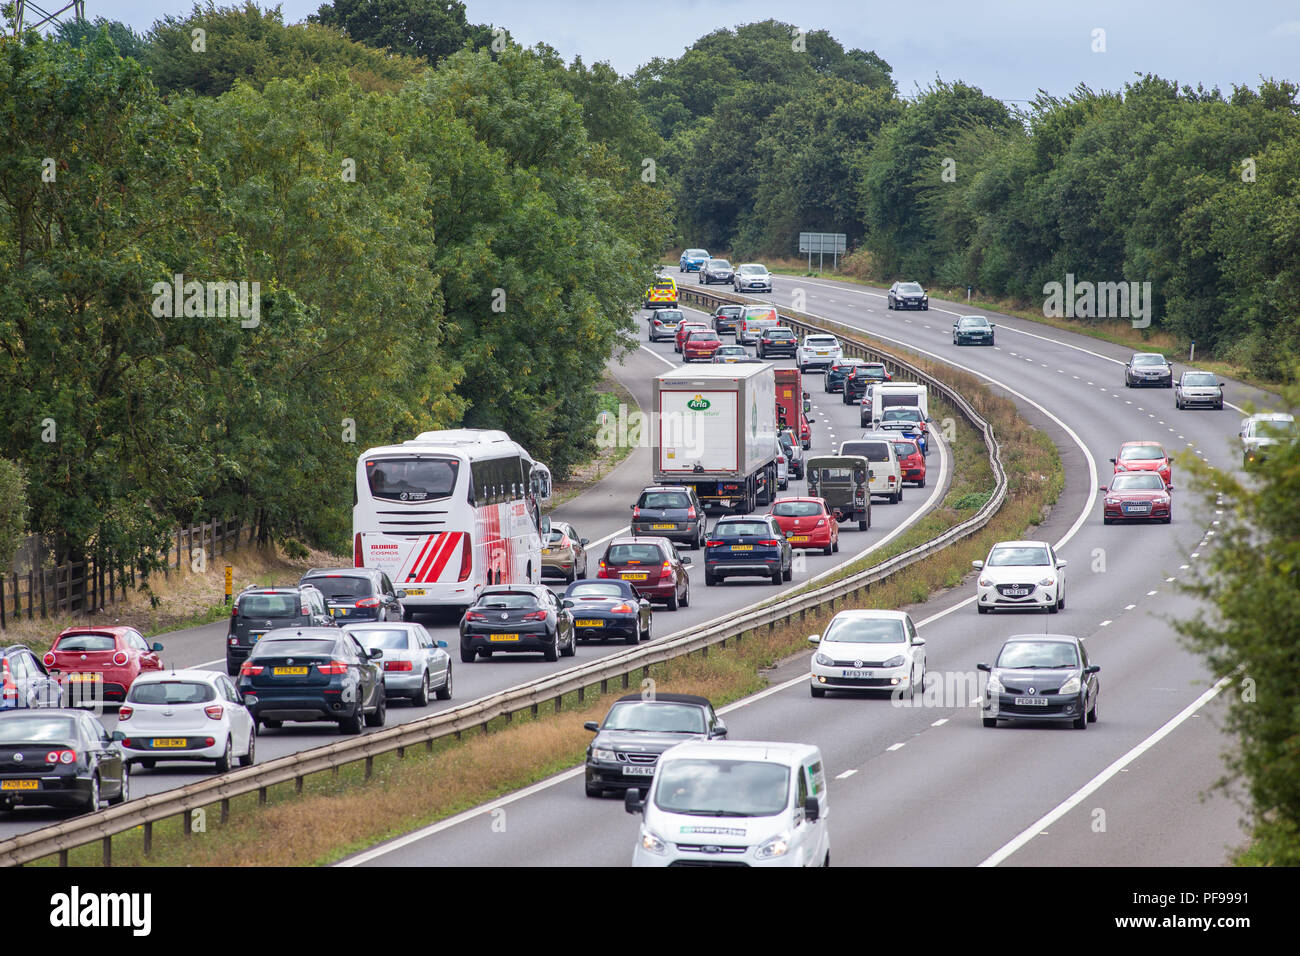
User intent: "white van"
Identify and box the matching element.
[868,382,929,429]
[626,740,830,867]
[737,305,781,345]
[838,436,903,503]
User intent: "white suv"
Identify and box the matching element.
[797,334,843,373]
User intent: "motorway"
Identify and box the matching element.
[0,301,951,843]
[337,273,1263,867]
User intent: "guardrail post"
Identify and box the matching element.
[621,672,629,689]
[101,837,111,867]
[183,809,192,836]
[295,775,304,793]
[426,739,434,753]
[702,644,709,658]
[397,746,406,759]
[530,704,538,718]
[58,849,68,867]
[553,695,561,713]
[258,786,267,805]
[364,756,374,780]
[220,799,229,824]
[600,678,607,694]
[577,685,585,704]
[504,710,512,725]
[143,821,153,856]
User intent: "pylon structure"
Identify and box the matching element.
[11,0,86,36]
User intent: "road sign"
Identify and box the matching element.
[798,232,847,270]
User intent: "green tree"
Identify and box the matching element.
[309,0,495,63]
[0,458,27,571]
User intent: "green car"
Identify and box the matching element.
[805,455,873,532]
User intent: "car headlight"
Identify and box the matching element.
[593,748,617,762]
[986,674,1004,694]
[1059,676,1081,695]
[755,832,791,860]
[640,828,668,856]
[978,577,993,587]
[814,652,834,666]
[1038,577,1056,587]
[882,655,906,668]
[1105,497,1119,505]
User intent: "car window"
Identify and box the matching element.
[348,627,411,650]
[248,639,337,658]
[128,681,216,705]
[54,632,118,652]
[1131,354,1166,366]
[603,701,707,733]
[797,763,808,807]
[714,521,770,537]
[1183,373,1217,386]
[1119,445,1166,461]
[607,543,667,564]
[997,642,1080,668]
[986,546,1051,567]
[305,575,372,600]
[823,617,906,643]
[839,441,891,462]
[7,653,28,680]
[239,594,300,618]
[773,501,822,517]
[381,574,396,596]
[475,592,544,608]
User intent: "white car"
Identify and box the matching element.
[797,334,843,373]
[118,669,256,772]
[626,740,830,867]
[1240,413,1295,466]
[734,263,773,294]
[807,609,925,698]
[773,435,790,489]
[973,540,1067,614]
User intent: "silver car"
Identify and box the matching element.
[1173,370,1224,410]
[733,263,773,293]
[343,622,452,706]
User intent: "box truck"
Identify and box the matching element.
[774,367,813,449]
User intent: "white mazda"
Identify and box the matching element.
[973,540,1067,614]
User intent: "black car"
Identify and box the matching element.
[631,485,707,548]
[1124,352,1174,388]
[562,579,652,645]
[756,326,798,359]
[953,315,995,345]
[0,709,128,813]
[704,515,793,586]
[844,362,891,404]
[1,645,63,710]
[237,629,386,734]
[978,635,1099,729]
[460,585,575,662]
[888,281,928,310]
[226,584,335,676]
[712,304,744,334]
[299,568,406,624]
[825,358,866,393]
[583,693,726,797]
[699,259,735,285]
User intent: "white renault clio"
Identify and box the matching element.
[118,669,256,772]
[625,740,830,867]
[973,540,1067,614]
[807,609,925,698]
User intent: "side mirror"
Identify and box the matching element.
[624,788,645,815]
[807,634,821,645]
[436,641,448,648]
[1086,665,1101,674]
[1108,458,1117,464]
[803,795,821,822]
[989,322,996,328]
[807,418,816,424]
[561,598,574,608]
[395,590,407,600]
[579,538,590,546]
[630,503,637,510]
[912,637,926,646]
[639,597,650,606]
[111,731,126,742]
[712,719,728,738]
[680,556,692,566]
[977,662,991,672]
[151,642,164,652]
[1167,484,1174,491]
[368,647,383,659]
[1056,559,1068,568]
[971,560,984,570]
[1100,486,1108,492]
[583,721,599,733]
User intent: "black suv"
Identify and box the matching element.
[226,585,334,676]
[583,693,727,797]
[631,485,707,548]
[844,362,891,404]
[299,568,405,624]
[757,326,798,359]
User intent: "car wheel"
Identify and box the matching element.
[705,571,717,587]
[260,719,282,730]
[460,645,475,663]
[543,633,559,662]
[1073,707,1088,730]
[1162,513,1172,524]
[1048,597,1059,614]
[917,477,926,488]
[413,671,430,707]
[905,668,916,700]
[625,626,639,645]
[1103,516,1113,525]
[83,773,101,813]
[892,490,902,504]
[1088,695,1098,723]
[858,519,868,532]
[214,736,233,773]
[681,583,690,608]
[239,727,257,767]
[364,691,387,727]
[585,778,604,798]
[770,567,782,585]
[833,539,839,553]
[110,765,130,805]
[782,562,792,582]
[402,607,415,622]
[811,685,826,698]
[823,544,833,556]
[435,665,453,700]
[982,717,997,728]
[561,630,576,657]
[977,604,989,614]
[665,587,679,611]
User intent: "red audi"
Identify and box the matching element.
[770,497,840,555]
[890,438,927,487]
[44,626,165,703]
[683,329,724,362]
[675,321,709,353]
[1102,472,1173,524]
[1111,441,1171,486]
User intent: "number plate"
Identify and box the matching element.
[1123,505,1150,513]
[273,666,309,676]
[1,780,38,790]
[331,608,349,616]
[1002,588,1030,597]
[789,535,810,543]
[489,634,520,642]
[151,738,188,749]
[575,619,604,628]
[651,524,675,530]
[405,588,425,596]
[621,573,648,581]
[816,351,829,356]
[731,545,754,551]
[68,673,101,682]
[623,765,656,777]
[542,548,552,555]
[1014,697,1049,706]
[841,669,872,679]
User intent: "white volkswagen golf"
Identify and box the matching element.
[118,669,256,773]
[973,540,1067,614]
[808,609,925,698]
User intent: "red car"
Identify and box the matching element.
[598,536,691,610]
[890,438,927,487]
[1111,440,1171,486]
[770,498,839,555]
[1102,472,1173,523]
[683,329,724,362]
[675,321,709,353]
[43,626,165,703]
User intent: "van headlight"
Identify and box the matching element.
[814,653,834,666]
[640,828,668,855]
[755,833,791,860]
[1058,676,1081,695]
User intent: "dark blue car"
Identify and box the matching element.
[825,358,866,394]
[704,515,793,586]
[679,248,710,273]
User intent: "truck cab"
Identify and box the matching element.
[774,367,813,449]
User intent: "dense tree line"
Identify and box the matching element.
[0,5,670,567]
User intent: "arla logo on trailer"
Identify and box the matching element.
[686,394,711,411]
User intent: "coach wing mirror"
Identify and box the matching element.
[540,515,551,535]
[579,538,589,546]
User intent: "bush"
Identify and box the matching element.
[0,460,28,571]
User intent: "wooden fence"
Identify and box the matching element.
[0,517,243,630]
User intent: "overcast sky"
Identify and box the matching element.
[44,1,1300,102]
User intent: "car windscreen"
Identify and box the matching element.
[986,546,1050,567]
[898,283,924,294]
[1110,474,1164,491]
[366,457,459,502]
[685,249,708,257]
[238,594,300,618]
[773,501,822,517]
[708,260,730,268]
[348,628,411,650]
[739,265,767,274]
[475,593,542,609]
[1183,373,1218,386]
[568,582,627,599]
[249,639,337,659]
[303,576,373,600]
[823,617,906,643]
[654,758,789,817]
[638,492,691,509]
[606,544,666,564]
[0,715,79,744]
[714,522,770,537]
[882,407,921,422]
[959,317,988,328]
[127,681,216,705]
[603,701,706,734]
[997,642,1080,669]
[1119,445,1165,461]
[839,442,890,462]
[1131,354,1166,366]
[53,633,117,652]
[892,441,918,457]
[813,467,855,482]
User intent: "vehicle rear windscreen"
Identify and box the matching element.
[568,583,627,599]
[714,521,770,537]
[606,544,667,564]
[248,639,337,659]
[839,442,890,462]
[882,407,921,422]
[773,501,822,517]
[881,395,920,410]
[475,593,543,609]
[638,492,690,509]
[53,633,117,652]
[348,628,411,650]
[127,681,216,705]
[238,594,301,618]
[366,457,459,502]
[813,467,855,482]
[892,442,918,457]
[304,576,372,600]
[0,715,78,744]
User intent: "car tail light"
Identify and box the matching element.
[355,597,382,608]
[522,610,547,621]
[45,750,76,764]
[777,456,785,464]
[240,662,263,676]
[706,540,724,547]
[758,539,780,547]
[611,603,635,613]
[205,704,224,720]
[559,536,571,549]
[686,507,696,519]
[118,706,133,720]
[661,562,674,578]
[384,660,414,671]
[632,506,641,519]
[1,660,15,700]
[354,533,363,567]
[112,651,128,666]
[457,533,473,582]
[466,610,486,622]
[43,652,56,668]
[317,660,349,675]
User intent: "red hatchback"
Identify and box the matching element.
[770,498,839,555]
[683,329,724,362]
[1102,472,1173,523]
[1111,441,1171,486]
[44,626,164,703]
[598,536,691,610]
[890,438,927,487]
[675,321,709,353]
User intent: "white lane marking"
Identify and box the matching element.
[1099,620,1112,626]
[887,742,905,751]
[1166,577,1175,582]
[638,345,678,368]
[1147,590,1157,596]
[931,718,948,726]
[195,658,225,670]
[836,769,858,779]
[1124,604,1136,610]
[979,676,1231,866]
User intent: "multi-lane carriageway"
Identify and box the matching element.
[3,273,1263,866]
